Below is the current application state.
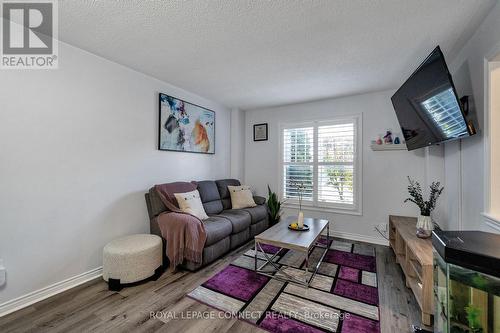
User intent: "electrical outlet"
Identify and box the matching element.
[0,258,6,287]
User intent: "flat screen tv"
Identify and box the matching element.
[391,46,474,151]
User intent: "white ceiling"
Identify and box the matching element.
[59,0,496,110]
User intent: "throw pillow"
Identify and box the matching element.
[227,185,257,209]
[174,190,209,220]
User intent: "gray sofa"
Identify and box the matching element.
[144,179,269,271]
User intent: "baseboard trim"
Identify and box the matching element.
[0,266,102,318]
[324,230,389,246]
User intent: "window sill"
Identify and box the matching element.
[282,203,362,216]
[482,212,500,232]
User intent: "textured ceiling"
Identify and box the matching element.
[58,0,496,110]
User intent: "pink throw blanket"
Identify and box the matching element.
[154,183,207,269]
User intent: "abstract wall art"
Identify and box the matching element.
[158,93,215,154]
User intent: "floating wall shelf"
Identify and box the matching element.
[370,144,407,151]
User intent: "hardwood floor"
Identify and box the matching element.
[0,239,427,333]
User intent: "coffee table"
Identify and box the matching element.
[254,216,330,287]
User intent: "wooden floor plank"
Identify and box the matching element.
[0,239,427,332]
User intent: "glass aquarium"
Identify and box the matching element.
[434,249,500,333]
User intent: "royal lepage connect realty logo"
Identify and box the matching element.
[1,0,58,69]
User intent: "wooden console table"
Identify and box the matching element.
[389,215,433,326]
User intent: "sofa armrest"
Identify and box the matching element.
[253,195,266,205]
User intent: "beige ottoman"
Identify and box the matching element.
[103,234,162,291]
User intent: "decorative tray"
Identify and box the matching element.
[288,223,310,232]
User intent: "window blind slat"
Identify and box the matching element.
[318,123,355,165]
[282,127,314,163]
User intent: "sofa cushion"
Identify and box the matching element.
[239,204,268,224]
[196,180,223,215]
[230,228,250,249]
[203,216,232,246]
[174,190,209,220]
[250,219,269,238]
[216,179,241,209]
[183,237,231,271]
[215,210,251,233]
[228,185,257,209]
[253,195,266,205]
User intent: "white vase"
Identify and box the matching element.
[416,215,433,238]
[297,211,304,229]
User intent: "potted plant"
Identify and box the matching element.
[404,176,444,238]
[267,185,283,225]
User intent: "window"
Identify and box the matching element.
[483,59,500,231]
[281,116,361,214]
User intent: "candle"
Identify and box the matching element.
[298,211,304,229]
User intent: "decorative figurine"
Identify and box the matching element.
[376,135,383,145]
[383,130,393,144]
[394,136,401,144]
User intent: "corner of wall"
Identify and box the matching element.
[230,108,245,181]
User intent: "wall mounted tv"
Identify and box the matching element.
[391,46,475,151]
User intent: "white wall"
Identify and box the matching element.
[425,145,448,229]
[230,108,245,180]
[244,90,434,243]
[0,42,231,306]
[443,2,500,233]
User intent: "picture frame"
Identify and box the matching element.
[158,93,215,154]
[253,123,268,141]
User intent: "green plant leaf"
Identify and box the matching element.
[266,185,283,222]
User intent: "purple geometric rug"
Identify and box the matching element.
[188,237,380,333]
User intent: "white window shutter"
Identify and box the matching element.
[280,116,360,213]
[317,122,355,206]
[282,127,314,201]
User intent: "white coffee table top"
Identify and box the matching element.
[255,216,329,252]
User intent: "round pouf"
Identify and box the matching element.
[103,234,162,291]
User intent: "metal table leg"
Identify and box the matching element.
[254,223,331,287]
[254,239,258,271]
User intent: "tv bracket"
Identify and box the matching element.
[460,95,470,115]
[460,95,477,135]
